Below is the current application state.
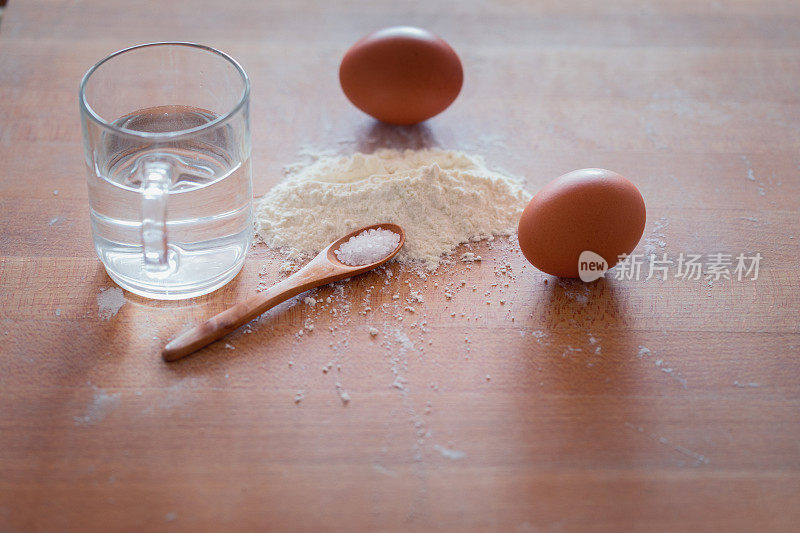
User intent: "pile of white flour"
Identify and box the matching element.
[256,148,531,270]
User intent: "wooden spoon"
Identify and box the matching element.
[162,223,405,362]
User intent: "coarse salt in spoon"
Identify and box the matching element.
[162,223,405,361]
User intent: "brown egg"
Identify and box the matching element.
[518,169,646,279]
[339,26,463,125]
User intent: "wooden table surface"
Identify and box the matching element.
[2,1,799,531]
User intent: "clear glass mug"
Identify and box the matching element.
[80,42,253,300]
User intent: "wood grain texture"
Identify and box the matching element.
[1,0,799,531]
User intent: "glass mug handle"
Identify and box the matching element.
[139,158,172,272]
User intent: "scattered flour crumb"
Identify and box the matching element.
[335,382,351,405]
[460,252,482,263]
[637,346,687,388]
[74,388,121,425]
[433,444,467,460]
[97,287,125,320]
[642,217,669,256]
[373,464,399,477]
[733,381,761,388]
[625,422,709,465]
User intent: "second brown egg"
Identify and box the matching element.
[518,169,647,279]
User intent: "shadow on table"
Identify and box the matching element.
[536,276,633,387]
[76,264,257,369]
[516,275,654,460]
[354,120,440,153]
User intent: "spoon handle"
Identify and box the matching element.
[161,223,405,362]
[162,257,335,361]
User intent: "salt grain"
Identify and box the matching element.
[334,228,400,266]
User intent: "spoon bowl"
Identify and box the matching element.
[162,223,405,361]
[326,222,405,269]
